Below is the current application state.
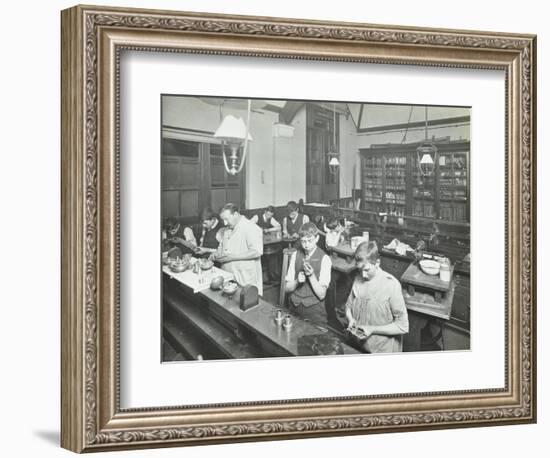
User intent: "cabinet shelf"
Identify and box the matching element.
[360,141,470,223]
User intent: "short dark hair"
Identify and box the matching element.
[164,217,177,230]
[200,207,216,222]
[298,222,319,238]
[221,203,240,214]
[287,201,298,212]
[265,205,275,213]
[354,241,380,266]
[326,217,343,230]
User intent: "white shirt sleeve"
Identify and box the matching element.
[246,223,264,256]
[285,251,297,282]
[250,214,259,224]
[270,217,281,229]
[302,214,310,224]
[183,227,197,245]
[318,254,332,287]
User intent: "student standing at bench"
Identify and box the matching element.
[284,222,332,326]
[345,241,409,353]
[282,201,309,239]
[214,203,264,295]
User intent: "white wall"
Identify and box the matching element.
[289,106,307,202]
[272,107,307,205]
[163,97,225,132]
[0,2,546,458]
[352,105,470,149]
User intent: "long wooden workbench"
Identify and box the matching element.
[163,266,359,361]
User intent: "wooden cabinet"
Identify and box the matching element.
[450,273,470,329]
[360,140,470,223]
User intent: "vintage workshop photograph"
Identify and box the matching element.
[161,96,471,361]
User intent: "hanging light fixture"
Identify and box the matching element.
[417,106,437,177]
[328,102,340,175]
[214,99,253,175]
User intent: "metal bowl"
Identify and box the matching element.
[169,259,190,273]
[199,259,214,270]
[222,281,238,296]
[419,259,440,276]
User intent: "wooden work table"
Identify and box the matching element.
[163,267,358,360]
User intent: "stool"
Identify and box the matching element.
[279,247,296,307]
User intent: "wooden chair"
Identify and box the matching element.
[278,247,296,307]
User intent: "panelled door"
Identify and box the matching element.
[306,104,338,203]
[162,138,245,223]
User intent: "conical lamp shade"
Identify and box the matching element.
[420,153,434,165]
[214,115,253,142]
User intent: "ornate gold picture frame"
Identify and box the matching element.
[61,4,536,453]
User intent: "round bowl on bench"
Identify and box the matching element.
[169,258,190,273]
[199,258,213,270]
[222,281,239,296]
[419,259,440,276]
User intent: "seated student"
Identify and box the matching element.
[284,222,332,326]
[250,205,281,233]
[162,217,197,256]
[282,201,310,239]
[324,217,345,248]
[345,241,409,353]
[194,207,222,256]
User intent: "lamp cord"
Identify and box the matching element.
[233,99,251,175]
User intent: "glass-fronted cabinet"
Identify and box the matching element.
[412,152,435,218]
[362,155,384,213]
[437,151,468,222]
[383,154,407,217]
[360,140,469,223]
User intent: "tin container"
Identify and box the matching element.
[439,263,451,282]
[282,314,293,331]
[350,236,363,250]
[274,309,284,326]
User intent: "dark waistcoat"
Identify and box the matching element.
[286,213,304,236]
[290,246,327,308]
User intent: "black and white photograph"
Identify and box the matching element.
[161,96,471,361]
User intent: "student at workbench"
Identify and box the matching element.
[162,217,197,257]
[194,207,222,256]
[282,201,309,239]
[284,222,332,326]
[251,205,281,233]
[345,241,409,353]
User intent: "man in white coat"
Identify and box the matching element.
[213,203,264,295]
